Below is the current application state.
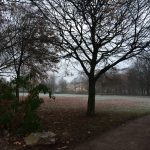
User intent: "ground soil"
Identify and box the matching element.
[73,115,150,150]
[0,97,150,150]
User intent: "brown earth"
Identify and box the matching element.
[0,97,150,150]
[73,115,150,150]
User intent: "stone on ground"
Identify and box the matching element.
[24,131,56,146]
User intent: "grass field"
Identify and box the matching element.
[36,96,150,150]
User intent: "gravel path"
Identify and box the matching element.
[73,115,150,150]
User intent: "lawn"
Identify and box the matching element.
[1,96,150,150]
[37,97,150,150]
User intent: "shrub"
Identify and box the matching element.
[16,111,42,135]
[0,112,14,131]
[25,97,43,112]
[0,80,15,101]
[0,80,49,136]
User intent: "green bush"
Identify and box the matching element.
[0,97,43,135]
[0,92,16,101]
[16,111,42,135]
[0,112,14,130]
[0,80,15,101]
[0,80,49,136]
[25,98,43,112]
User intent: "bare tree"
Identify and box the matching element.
[129,54,150,96]
[29,0,150,116]
[0,1,15,74]
[58,77,67,93]
[1,2,59,100]
[46,74,56,93]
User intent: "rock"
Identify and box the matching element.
[70,138,74,141]
[57,146,68,149]
[13,141,22,145]
[24,131,56,146]
[62,132,70,138]
[66,140,70,144]
[3,130,10,137]
[24,133,40,145]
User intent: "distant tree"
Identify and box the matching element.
[30,0,150,116]
[128,54,150,96]
[69,72,88,93]
[46,74,57,94]
[96,68,123,95]
[58,78,67,93]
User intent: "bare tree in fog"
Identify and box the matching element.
[29,0,150,115]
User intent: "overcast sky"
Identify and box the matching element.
[49,58,133,83]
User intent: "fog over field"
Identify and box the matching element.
[54,94,150,101]
[20,93,150,101]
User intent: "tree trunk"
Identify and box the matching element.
[87,78,96,116]
[15,74,20,102]
[16,82,19,101]
[147,86,150,96]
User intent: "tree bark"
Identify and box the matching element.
[147,86,150,96]
[15,73,20,102]
[87,77,96,116]
[16,82,19,101]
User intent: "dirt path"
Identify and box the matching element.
[73,114,150,150]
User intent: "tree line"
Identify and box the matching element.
[96,57,150,96]
[50,54,150,96]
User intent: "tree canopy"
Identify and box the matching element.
[0,1,60,100]
[29,0,150,115]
